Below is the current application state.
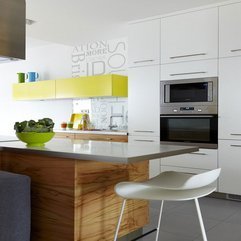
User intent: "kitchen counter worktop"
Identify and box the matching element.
[54,129,128,135]
[0,138,198,163]
[0,135,18,142]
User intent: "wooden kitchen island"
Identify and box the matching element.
[0,139,198,241]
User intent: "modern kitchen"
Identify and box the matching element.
[0,0,241,241]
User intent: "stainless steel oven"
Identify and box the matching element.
[160,77,218,149]
[160,77,218,115]
[160,114,218,149]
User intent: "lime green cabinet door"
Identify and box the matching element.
[12,80,55,100]
[55,74,128,98]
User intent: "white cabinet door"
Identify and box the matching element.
[219,57,241,140]
[128,19,160,67]
[161,59,218,80]
[128,136,160,178]
[161,149,217,170]
[128,65,160,136]
[219,2,241,58]
[219,140,241,195]
[161,8,218,64]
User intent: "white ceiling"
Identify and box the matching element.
[26,0,228,46]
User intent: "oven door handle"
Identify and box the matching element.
[160,115,215,118]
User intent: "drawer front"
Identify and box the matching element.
[161,149,217,170]
[75,133,128,142]
[161,59,218,81]
[54,132,75,139]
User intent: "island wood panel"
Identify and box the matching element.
[0,151,75,241]
[0,151,148,241]
[74,159,148,241]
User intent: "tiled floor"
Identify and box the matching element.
[139,197,241,241]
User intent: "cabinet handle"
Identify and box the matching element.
[134,130,154,133]
[170,53,207,59]
[230,133,241,136]
[188,152,207,156]
[230,145,241,147]
[134,139,155,142]
[170,71,207,76]
[133,60,154,63]
[230,49,241,53]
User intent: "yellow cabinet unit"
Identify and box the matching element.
[12,74,128,100]
[12,80,55,100]
[55,74,128,98]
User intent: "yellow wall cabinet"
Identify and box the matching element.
[55,74,128,99]
[12,80,55,100]
[12,74,128,100]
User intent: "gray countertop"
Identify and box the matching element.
[0,138,199,163]
[55,129,128,136]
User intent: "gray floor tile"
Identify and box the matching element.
[138,230,193,241]
[193,222,241,241]
[165,197,240,222]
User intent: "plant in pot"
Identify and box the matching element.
[14,118,55,147]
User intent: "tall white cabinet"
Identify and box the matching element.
[219,2,241,58]
[128,19,161,178]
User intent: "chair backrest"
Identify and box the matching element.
[182,168,221,190]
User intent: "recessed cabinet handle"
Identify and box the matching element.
[230,145,241,147]
[230,133,241,136]
[133,60,154,64]
[134,140,155,142]
[170,53,207,59]
[230,49,241,52]
[188,152,207,156]
[134,130,155,133]
[170,71,207,76]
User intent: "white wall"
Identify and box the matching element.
[0,43,74,135]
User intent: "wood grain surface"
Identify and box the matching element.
[0,151,148,241]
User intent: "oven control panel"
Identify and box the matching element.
[161,105,217,114]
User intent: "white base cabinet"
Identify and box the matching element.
[219,140,241,195]
[161,148,217,172]
[128,136,160,178]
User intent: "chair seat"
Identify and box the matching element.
[115,182,216,201]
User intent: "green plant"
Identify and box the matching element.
[14,118,55,133]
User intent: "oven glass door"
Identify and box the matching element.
[160,115,218,146]
[168,82,209,103]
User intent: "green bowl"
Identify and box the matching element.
[16,132,55,147]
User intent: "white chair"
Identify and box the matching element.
[113,168,221,241]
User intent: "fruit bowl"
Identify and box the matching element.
[16,132,55,147]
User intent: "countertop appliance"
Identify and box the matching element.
[0,0,26,63]
[160,77,218,149]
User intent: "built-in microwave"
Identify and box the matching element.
[160,77,218,115]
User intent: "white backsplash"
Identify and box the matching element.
[73,98,128,130]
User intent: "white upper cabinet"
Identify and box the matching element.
[161,8,218,64]
[161,59,218,80]
[219,2,241,58]
[219,57,241,140]
[128,65,160,136]
[128,19,160,67]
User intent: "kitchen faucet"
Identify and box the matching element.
[109,114,123,130]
